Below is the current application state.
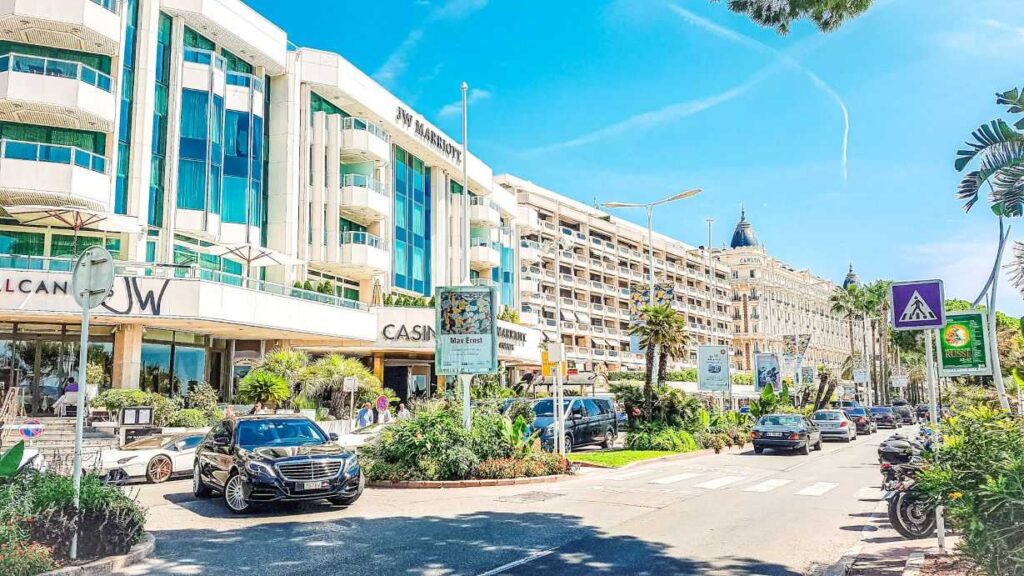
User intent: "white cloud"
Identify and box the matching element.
[665,3,850,181]
[373,0,488,85]
[902,232,1024,316]
[937,19,1024,57]
[438,88,492,118]
[524,65,779,156]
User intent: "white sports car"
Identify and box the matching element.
[100,433,205,484]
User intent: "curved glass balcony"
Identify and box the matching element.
[339,117,390,163]
[0,139,110,209]
[0,54,117,130]
[340,173,390,223]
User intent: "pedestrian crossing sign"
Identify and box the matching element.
[890,280,945,331]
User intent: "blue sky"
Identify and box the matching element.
[249,0,1024,314]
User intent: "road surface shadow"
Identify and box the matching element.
[139,511,801,576]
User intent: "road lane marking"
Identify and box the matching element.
[743,478,792,493]
[693,475,746,490]
[611,470,654,480]
[797,482,839,496]
[649,472,703,485]
[856,487,881,500]
[477,548,557,576]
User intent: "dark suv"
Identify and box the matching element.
[533,397,617,452]
[869,406,900,429]
[193,415,363,514]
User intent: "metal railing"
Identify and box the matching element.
[0,256,369,311]
[470,278,496,287]
[227,71,264,92]
[0,53,113,92]
[341,173,389,196]
[340,117,391,143]
[341,231,385,250]
[184,47,226,71]
[0,139,107,174]
[90,0,120,13]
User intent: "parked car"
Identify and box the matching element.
[893,405,916,425]
[100,433,205,484]
[870,406,900,429]
[915,404,931,422]
[835,400,863,411]
[752,413,822,455]
[811,409,857,442]
[193,416,363,514]
[533,396,617,452]
[843,407,877,434]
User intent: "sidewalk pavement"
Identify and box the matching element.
[844,505,960,576]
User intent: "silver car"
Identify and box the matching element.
[811,410,857,442]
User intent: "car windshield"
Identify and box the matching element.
[758,415,802,427]
[235,419,328,448]
[813,412,842,421]
[846,408,867,416]
[124,435,178,450]
[870,407,892,414]
[533,399,571,417]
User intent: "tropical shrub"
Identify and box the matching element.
[0,442,24,481]
[917,405,1024,575]
[90,390,181,426]
[237,369,291,407]
[611,383,701,426]
[167,408,209,428]
[183,382,221,424]
[0,540,54,576]
[625,422,699,452]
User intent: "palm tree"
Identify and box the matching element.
[721,0,874,35]
[257,349,311,399]
[953,88,1024,410]
[865,281,893,404]
[629,304,687,417]
[302,354,381,419]
[830,285,863,384]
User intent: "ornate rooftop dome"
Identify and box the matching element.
[843,264,860,289]
[730,207,758,249]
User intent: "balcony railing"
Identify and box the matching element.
[470,238,501,250]
[0,53,113,92]
[341,117,391,143]
[0,255,369,311]
[341,231,385,250]
[227,71,264,92]
[1,139,107,174]
[471,278,496,287]
[341,173,389,196]
[469,195,501,211]
[90,0,120,12]
[184,47,226,71]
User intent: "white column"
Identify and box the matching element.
[326,114,340,262]
[432,168,448,290]
[123,0,160,260]
[266,53,303,285]
[161,17,186,264]
[310,111,326,262]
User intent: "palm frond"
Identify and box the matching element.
[958,140,1024,213]
[1008,241,1024,298]
[989,165,1024,217]
[955,120,1024,172]
[997,87,1024,129]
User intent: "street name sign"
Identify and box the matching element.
[890,280,945,331]
[936,310,992,377]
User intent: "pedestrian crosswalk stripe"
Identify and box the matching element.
[649,472,703,485]
[856,487,881,500]
[743,479,792,493]
[694,475,746,490]
[797,482,839,496]
[612,470,653,480]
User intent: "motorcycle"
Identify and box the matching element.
[884,477,936,539]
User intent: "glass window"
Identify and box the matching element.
[178,89,209,160]
[222,176,246,223]
[177,159,207,210]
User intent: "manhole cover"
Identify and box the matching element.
[497,491,564,504]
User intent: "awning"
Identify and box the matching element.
[199,242,302,278]
[575,311,591,324]
[591,337,608,348]
[4,205,142,234]
[542,331,559,342]
[559,309,573,321]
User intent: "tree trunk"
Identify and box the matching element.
[848,316,856,380]
[658,349,668,385]
[870,319,880,405]
[644,344,655,418]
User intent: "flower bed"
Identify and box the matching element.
[0,472,147,575]
[359,400,571,482]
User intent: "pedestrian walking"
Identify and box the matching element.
[397,403,411,419]
[356,402,374,428]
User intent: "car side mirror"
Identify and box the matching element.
[329,432,339,441]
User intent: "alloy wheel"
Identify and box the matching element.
[148,456,171,483]
[224,475,248,512]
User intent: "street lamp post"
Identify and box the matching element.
[541,236,571,455]
[602,189,702,391]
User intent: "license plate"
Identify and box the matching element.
[767,432,783,438]
[301,481,327,491]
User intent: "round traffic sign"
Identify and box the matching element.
[20,418,43,438]
[71,246,115,310]
[375,395,389,412]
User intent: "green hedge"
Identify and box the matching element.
[607,370,753,384]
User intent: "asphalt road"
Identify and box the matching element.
[117,428,902,576]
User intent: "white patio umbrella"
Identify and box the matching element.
[199,242,301,280]
[2,205,141,255]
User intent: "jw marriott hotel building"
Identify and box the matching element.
[0,0,863,414]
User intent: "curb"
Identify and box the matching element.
[903,553,926,576]
[820,499,888,576]
[40,533,155,576]
[368,474,570,489]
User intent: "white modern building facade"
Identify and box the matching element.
[0,0,527,413]
[502,175,735,374]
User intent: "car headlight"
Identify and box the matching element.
[117,456,137,465]
[245,461,276,477]
[540,426,555,437]
[344,457,360,476]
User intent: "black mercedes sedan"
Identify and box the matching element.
[193,415,363,514]
[752,414,822,455]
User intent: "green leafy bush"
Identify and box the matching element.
[167,409,209,428]
[611,383,701,426]
[90,389,182,426]
[0,540,54,576]
[475,453,568,479]
[625,422,698,452]
[238,369,291,407]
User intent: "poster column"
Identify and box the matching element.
[435,286,498,430]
